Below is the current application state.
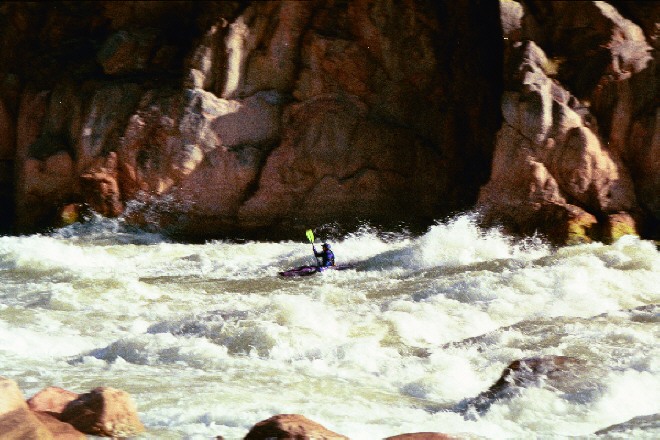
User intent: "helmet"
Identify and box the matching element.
[322,243,331,249]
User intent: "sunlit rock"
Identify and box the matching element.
[0,407,57,440]
[477,6,649,244]
[27,386,80,416]
[244,414,349,440]
[60,387,145,437]
[385,434,456,440]
[0,377,27,415]
[0,377,79,439]
[523,0,656,240]
[603,211,638,243]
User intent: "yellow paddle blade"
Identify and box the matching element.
[305,229,315,243]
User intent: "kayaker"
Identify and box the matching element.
[314,243,335,267]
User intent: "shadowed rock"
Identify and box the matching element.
[32,411,86,440]
[1,0,503,239]
[456,356,583,417]
[60,386,145,437]
[594,413,660,436]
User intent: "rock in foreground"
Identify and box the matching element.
[244,414,349,440]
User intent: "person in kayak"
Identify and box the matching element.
[314,243,335,267]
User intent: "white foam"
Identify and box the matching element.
[1,215,658,438]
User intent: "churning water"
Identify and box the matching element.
[0,214,658,439]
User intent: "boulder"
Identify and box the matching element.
[244,414,348,440]
[486,356,583,395]
[60,386,145,437]
[27,386,79,416]
[0,377,61,440]
[594,413,660,436]
[58,203,84,226]
[603,211,638,243]
[385,434,455,440]
[0,377,27,415]
[0,407,55,440]
[460,356,583,416]
[32,411,86,440]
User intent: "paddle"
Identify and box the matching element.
[306,229,319,266]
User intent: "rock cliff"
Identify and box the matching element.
[479,0,658,243]
[0,0,656,243]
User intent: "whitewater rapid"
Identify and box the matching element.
[0,215,658,439]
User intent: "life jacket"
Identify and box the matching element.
[323,250,335,267]
[315,248,335,266]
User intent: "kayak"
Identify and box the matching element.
[278,264,355,277]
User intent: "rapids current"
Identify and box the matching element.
[0,215,658,439]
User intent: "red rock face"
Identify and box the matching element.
[0,1,656,242]
[477,0,658,243]
[0,0,502,239]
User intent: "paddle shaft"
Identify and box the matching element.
[306,229,320,265]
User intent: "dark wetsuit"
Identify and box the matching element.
[314,248,335,267]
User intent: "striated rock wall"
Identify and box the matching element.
[0,0,656,242]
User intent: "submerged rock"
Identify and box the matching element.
[594,413,660,436]
[458,355,583,417]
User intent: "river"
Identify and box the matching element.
[0,214,658,439]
